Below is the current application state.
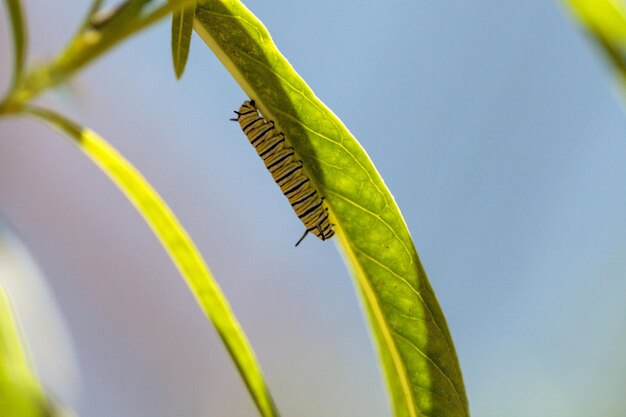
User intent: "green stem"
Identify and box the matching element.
[0,0,196,108]
[2,0,27,90]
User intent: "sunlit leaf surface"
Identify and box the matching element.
[193,2,469,416]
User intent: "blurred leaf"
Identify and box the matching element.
[0,0,197,108]
[77,0,105,32]
[2,0,27,89]
[171,3,195,79]
[24,107,279,417]
[88,0,146,30]
[0,285,48,417]
[53,0,194,74]
[193,2,468,416]
[568,0,626,39]
[565,0,626,86]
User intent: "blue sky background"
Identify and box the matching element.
[2,1,626,416]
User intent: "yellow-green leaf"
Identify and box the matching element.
[0,285,48,417]
[171,3,195,79]
[24,107,279,417]
[565,0,626,87]
[193,2,468,416]
[567,0,626,39]
[2,0,27,88]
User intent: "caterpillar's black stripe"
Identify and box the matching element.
[291,190,317,208]
[266,149,295,171]
[298,200,325,220]
[258,137,284,157]
[233,100,335,246]
[243,118,263,134]
[276,163,303,185]
[284,178,309,197]
[251,124,274,144]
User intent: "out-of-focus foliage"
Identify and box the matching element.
[0,286,48,417]
[566,0,626,88]
[22,107,279,417]
[0,0,197,109]
[2,0,27,88]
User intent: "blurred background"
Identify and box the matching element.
[2,1,626,416]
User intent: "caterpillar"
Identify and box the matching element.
[232,100,334,246]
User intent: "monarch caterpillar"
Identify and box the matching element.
[232,100,334,246]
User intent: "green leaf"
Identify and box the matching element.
[567,0,626,39]
[0,285,48,417]
[24,107,280,417]
[565,0,626,87]
[193,2,468,416]
[171,3,195,79]
[2,0,27,89]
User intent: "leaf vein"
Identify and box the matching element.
[392,330,465,409]
[326,189,414,261]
